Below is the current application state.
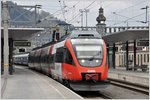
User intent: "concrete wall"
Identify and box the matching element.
[108,71,149,87]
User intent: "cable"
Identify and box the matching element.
[68,13,81,23]
[106,20,142,22]
[89,0,106,10]
[68,0,97,25]
[85,0,97,9]
[73,0,80,8]
[56,0,97,25]
[58,0,80,22]
[113,12,143,23]
[70,14,82,24]
[113,12,145,26]
[107,0,147,19]
[116,0,147,13]
[59,0,66,21]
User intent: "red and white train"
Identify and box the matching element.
[28,30,109,91]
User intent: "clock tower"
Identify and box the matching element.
[96,7,106,36]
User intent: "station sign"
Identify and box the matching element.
[137,40,149,47]
[14,41,31,47]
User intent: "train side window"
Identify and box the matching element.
[55,47,63,63]
[49,54,55,69]
[40,54,43,63]
[44,55,47,63]
[49,54,54,64]
[64,48,75,65]
[144,54,146,63]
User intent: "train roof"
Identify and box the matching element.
[32,30,102,51]
[69,30,102,39]
[13,53,29,57]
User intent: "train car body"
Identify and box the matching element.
[28,30,109,91]
[13,53,29,65]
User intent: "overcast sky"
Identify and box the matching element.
[9,0,149,27]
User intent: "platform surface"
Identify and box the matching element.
[108,67,149,87]
[1,65,83,99]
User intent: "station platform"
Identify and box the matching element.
[1,65,83,99]
[108,67,149,87]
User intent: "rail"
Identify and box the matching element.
[76,91,113,99]
[109,78,149,95]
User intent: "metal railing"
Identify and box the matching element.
[74,26,149,35]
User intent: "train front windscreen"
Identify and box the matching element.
[71,39,104,67]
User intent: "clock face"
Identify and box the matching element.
[101,21,104,24]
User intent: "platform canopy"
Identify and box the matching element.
[1,27,44,39]
[103,29,149,45]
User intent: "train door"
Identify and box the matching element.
[54,47,64,80]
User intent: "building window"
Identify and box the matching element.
[141,54,143,65]
[147,54,149,62]
[138,54,139,65]
[119,55,120,66]
[144,54,146,63]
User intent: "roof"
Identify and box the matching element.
[70,30,102,39]
[1,27,44,39]
[103,29,149,45]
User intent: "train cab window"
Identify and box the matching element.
[64,48,74,65]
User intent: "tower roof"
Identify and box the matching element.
[96,7,106,24]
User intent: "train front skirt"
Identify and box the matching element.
[69,80,110,91]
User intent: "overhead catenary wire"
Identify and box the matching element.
[73,0,80,8]
[116,0,147,13]
[56,0,81,22]
[113,12,145,26]
[107,0,147,19]
[68,0,97,25]
[68,13,81,23]
[85,0,97,9]
[59,0,66,21]
[112,12,144,23]
[89,0,106,11]
[40,0,147,27]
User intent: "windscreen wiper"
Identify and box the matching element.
[88,51,101,61]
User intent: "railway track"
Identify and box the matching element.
[76,91,113,99]
[109,78,149,95]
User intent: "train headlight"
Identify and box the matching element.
[85,38,89,41]
[96,60,99,63]
[81,59,85,63]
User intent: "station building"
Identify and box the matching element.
[115,40,149,67]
